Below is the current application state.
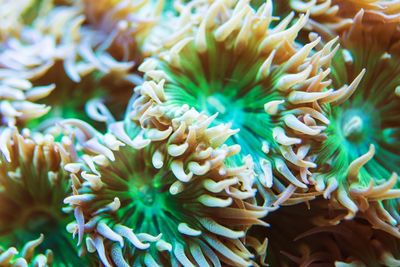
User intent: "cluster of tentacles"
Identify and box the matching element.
[0,0,400,266]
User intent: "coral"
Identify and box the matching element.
[310,11,400,236]
[275,0,400,40]
[63,105,265,266]
[0,0,53,41]
[247,197,346,266]
[0,77,54,126]
[82,0,164,62]
[0,3,94,83]
[288,218,400,266]
[0,235,54,267]
[135,0,348,207]
[248,197,400,267]
[0,127,85,265]
[0,0,400,265]
[0,0,146,127]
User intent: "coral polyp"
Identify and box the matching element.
[0,235,54,266]
[1,0,400,265]
[247,197,347,266]
[276,0,400,39]
[83,0,164,62]
[311,11,400,236]
[288,218,400,266]
[249,197,400,266]
[0,127,84,265]
[0,1,136,127]
[137,0,346,206]
[63,106,265,266]
[0,77,54,126]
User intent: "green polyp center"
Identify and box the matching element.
[341,110,371,144]
[137,185,157,205]
[203,93,245,127]
[162,36,283,165]
[128,181,168,214]
[113,156,189,243]
[324,47,400,180]
[343,115,363,139]
[100,146,213,264]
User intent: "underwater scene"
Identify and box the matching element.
[0,0,400,266]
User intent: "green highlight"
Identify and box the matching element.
[94,145,203,251]
[160,34,285,162]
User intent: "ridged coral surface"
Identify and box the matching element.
[0,0,399,266]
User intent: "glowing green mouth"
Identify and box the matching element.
[339,108,378,145]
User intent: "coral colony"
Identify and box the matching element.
[0,0,400,266]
